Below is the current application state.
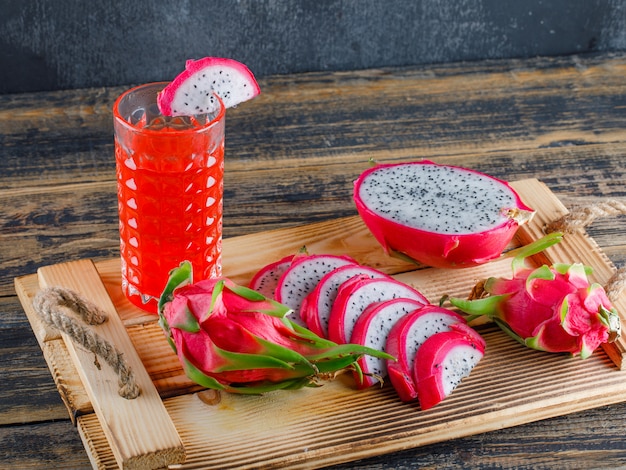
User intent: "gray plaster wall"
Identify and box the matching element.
[1,0,625,94]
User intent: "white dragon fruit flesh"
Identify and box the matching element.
[157,57,261,116]
[301,264,390,338]
[414,323,486,410]
[248,254,294,298]
[349,298,427,389]
[385,305,467,402]
[248,250,307,299]
[353,160,535,269]
[327,275,428,344]
[274,254,356,327]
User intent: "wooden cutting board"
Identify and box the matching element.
[15,179,626,469]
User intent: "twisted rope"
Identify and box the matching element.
[544,199,626,234]
[606,269,626,304]
[32,286,140,399]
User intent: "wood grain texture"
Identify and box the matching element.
[3,52,626,469]
[37,260,185,469]
[14,179,626,469]
[2,55,626,297]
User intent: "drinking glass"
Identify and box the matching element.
[113,82,225,313]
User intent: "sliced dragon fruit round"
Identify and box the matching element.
[327,275,428,344]
[349,298,426,389]
[248,250,308,299]
[385,305,467,402]
[414,323,486,410]
[274,254,356,327]
[301,264,390,338]
[158,57,261,116]
[248,254,294,298]
[353,160,535,269]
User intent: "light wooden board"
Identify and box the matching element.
[37,260,185,470]
[15,179,626,469]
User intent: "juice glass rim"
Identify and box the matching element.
[113,81,226,135]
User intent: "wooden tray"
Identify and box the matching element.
[15,179,626,470]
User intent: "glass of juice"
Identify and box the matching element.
[113,82,225,313]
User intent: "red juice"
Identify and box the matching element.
[113,83,225,313]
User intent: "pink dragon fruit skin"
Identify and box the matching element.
[327,275,428,344]
[164,279,316,386]
[301,264,390,338]
[450,233,621,359]
[248,249,308,299]
[348,298,427,389]
[274,254,357,327]
[353,161,535,269]
[157,57,261,116]
[248,254,294,298]
[414,324,486,411]
[159,262,394,394]
[385,305,467,402]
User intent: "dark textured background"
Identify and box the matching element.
[1,0,626,94]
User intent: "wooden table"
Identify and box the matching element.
[2,52,626,469]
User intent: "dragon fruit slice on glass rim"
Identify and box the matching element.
[353,160,535,269]
[158,261,393,394]
[449,232,622,359]
[157,57,261,116]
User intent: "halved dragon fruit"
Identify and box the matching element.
[274,254,356,327]
[353,161,535,269]
[349,298,427,389]
[157,57,261,116]
[414,323,486,410]
[300,264,390,338]
[327,275,428,344]
[385,305,467,402]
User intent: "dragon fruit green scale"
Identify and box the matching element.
[158,261,393,394]
[450,233,621,359]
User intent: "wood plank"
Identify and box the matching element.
[1,54,625,191]
[0,326,70,425]
[15,272,97,420]
[3,141,626,298]
[5,52,626,470]
[0,420,93,469]
[37,260,185,470]
[75,328,626,470]
[5,403,626,470]
[15,178,626,469]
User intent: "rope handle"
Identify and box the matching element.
[32,286,140,399]
[544,198,626,302]
[544,199,626,234]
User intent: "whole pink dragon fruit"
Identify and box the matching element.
[158,262,393,394]
[353,160,535,268]
[450,233,621,358]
